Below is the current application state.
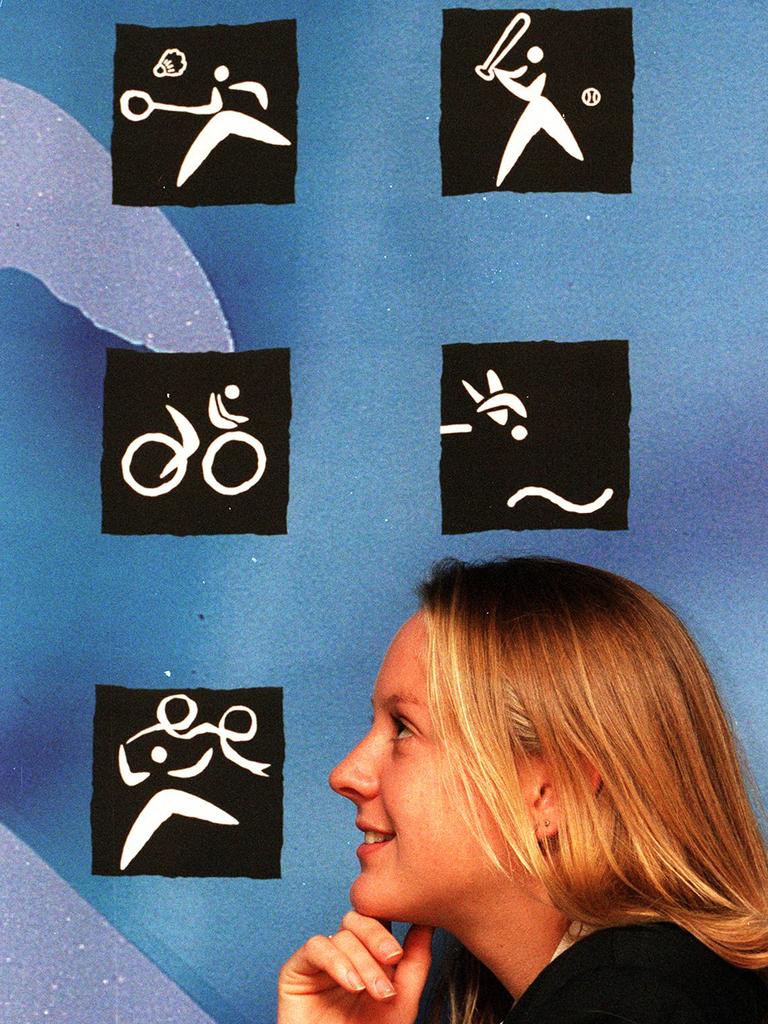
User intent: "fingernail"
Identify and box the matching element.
[346,969,365,991]
[375,978,396,998]
[380,941,403,961]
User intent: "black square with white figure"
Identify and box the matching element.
[101,348,290,535]
[440,340,630,533]
[92,686,284,877]
[440,8,633,195]
[112,21,297,206]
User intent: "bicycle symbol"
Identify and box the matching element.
[121,384,266,497]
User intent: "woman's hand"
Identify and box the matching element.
[278,911,433,1024]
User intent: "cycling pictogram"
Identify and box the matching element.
[121,384,267,497]
[101,348,290,536]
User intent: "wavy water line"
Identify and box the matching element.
[507,486,614,514]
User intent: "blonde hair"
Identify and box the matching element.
[418,557,768,1024]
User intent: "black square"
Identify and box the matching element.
[440,8,633,194]
[112,21,297,206]
[101,349,290,535]
[92,686,284,877]
[440,340,630,532]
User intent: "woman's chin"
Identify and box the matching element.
[350,877,434,926]
[349,877,401,921]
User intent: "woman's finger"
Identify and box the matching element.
[391,925,434,1004]
[339,910,404,965]
[331,928,398,1000]
[279,934,367,995]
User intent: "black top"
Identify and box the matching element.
[502,924,768,1023]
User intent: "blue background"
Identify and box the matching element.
[0,2,766,1022]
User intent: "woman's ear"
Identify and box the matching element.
[585,760,603,795]
[519,756,602,840]
[518,757,559,839]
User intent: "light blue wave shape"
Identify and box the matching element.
[0,79,233,353]
[0,823,216,1024]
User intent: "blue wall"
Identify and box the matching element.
[1,3,765,1022]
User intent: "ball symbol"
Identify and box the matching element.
[582,87,601,107]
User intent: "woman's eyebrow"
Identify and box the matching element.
[371,692,425,710]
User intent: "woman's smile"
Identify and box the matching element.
[357,835,395,859]
[357,821,395,857]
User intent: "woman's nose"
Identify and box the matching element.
[328,737,379,802]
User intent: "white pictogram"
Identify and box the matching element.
[120,61,291,187]
[441,368,528,439]
[117,693,270,870]
[506,484,612,513]
[153,48,187,78]
[475,12,585,186]
[121,384,267,497]
[441,367,614,515]
[581,87,601,106]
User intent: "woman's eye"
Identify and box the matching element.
[393,717,413,739]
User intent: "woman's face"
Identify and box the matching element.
[328,614,506,928]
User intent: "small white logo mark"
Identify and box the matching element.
[581,87,601,107]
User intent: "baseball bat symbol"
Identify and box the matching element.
[475,12,531,80]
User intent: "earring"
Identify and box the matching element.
[543,819,551,828]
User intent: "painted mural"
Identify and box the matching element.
[1,3,765,1023]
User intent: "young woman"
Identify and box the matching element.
[278,557,768,1023]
